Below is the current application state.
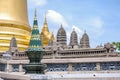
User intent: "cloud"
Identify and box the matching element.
[89,17,104,37]
[45,10,85,44]
[81,17,104,29]
[80,17,104,38]
[72,25,84,37]
[28,0,47,7]
[46,10,69,27]
[88,17,104,29]
[63,25,83,44]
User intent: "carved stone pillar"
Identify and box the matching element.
[19,64,23,72]
[68,63,72,73]
[4,64,7,72]
[5,63,12,72]
[9,64,12,72]
[96,63,100,71]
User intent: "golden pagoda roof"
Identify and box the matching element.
[40,14,55,46]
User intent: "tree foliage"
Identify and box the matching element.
[113,42,120,51]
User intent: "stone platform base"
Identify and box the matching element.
[1,72,120,80]
[29,74,52,80]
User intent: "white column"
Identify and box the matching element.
[68,63,72,73]
[5,61,10,73]
[5,63,7,72]
[19,64,23,72]
[9,64,12,72]
[96,63,100,71]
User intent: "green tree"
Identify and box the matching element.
[113,42,120,51]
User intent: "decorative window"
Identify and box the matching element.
[47,64,68,72]
[100,62,120,70]
[0,64,5,71]
[73,63,96,71]
[12,64,19,72]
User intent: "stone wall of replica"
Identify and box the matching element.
[0,57,120,73]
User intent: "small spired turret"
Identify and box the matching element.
[80,31,90,48]
[9,35,19,55]
[23,9,46,74]
[48,32,56,46]
[57,25,67,46]
[69,29,78,48]
[104,42,116,53]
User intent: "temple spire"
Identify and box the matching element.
[10,35,17,48]
[73,28,75,31]
[34,8,37,20]
[57,24,67,46]
[44,12,47,25]
[84,30,86,33]
[40,12,55,46]
[42,12,49,32]
[23,9,46,74]
[28,9,42,51]
[61,24,63,28]
[69,29,78,47]
[80,30,90,48]
[9,35,18,52]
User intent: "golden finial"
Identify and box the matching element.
[43,12,49,32]
[44,12,47,24]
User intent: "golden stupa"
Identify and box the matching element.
[40,15,55,46]
[0,0,31,52]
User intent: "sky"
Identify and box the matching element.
[27,0,120,48]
